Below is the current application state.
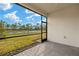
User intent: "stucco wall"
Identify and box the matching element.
[48,6,79,47]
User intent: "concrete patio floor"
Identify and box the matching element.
[15,41,79,56]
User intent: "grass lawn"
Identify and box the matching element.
[0,34,41,56]
[2,30,41,38]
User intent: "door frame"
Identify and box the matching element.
[41,16,47,42]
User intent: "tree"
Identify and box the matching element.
[11,23,17,30]
[25,23,32,33]
[18,23,21,29]
[0,20,6,38]
[29,24,32,31]
[20,25,26,29]
[35,23,40,30]
[6,23,10,29]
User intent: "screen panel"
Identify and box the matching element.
[0,3,44,55]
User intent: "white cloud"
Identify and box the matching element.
[26,13,40,20]
[26,15,34,20]
[34,13,40,16]
[4,11,22,23]
[25,8,40,20]
[26,15,33,19]
[25,9,34,14]
[0,3,12,10]
[25,9,40,16]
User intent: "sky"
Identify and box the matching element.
[0,3,44,25]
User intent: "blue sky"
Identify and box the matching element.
[0,3,42,25]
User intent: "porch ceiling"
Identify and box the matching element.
[20,3,79,16]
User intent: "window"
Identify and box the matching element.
[0,3,47,55]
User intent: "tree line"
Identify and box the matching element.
[0,20,42,31]
[0,20,46,37]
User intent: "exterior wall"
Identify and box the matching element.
[48,6,79,47]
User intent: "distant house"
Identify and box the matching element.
[0,24,4,29]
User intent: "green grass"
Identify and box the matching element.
[2,30,41,38]
[0,34,41,55]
